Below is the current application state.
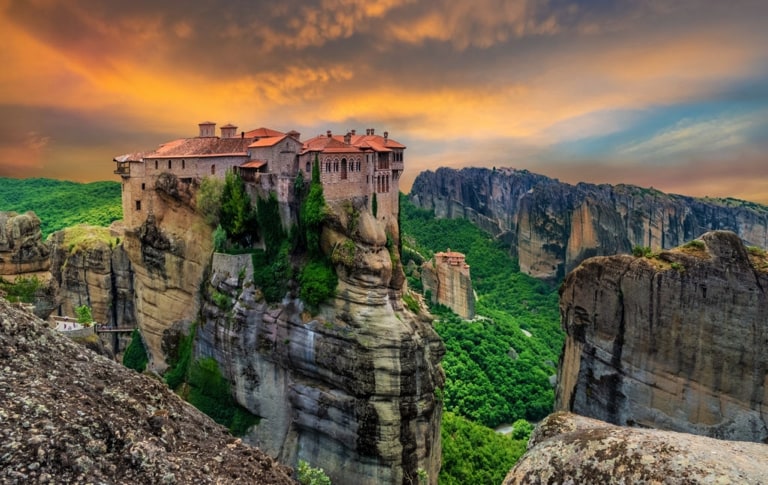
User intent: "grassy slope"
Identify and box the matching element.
[0,178,122,238]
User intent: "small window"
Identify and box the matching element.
[211,164,216,175]
[182,159,186,169]
[141,183,145,190]
[135,200,142,211]
[168,160,172,169]
[155,160,158,170]
[306,162,311,172]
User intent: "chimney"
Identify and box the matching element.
[344,131,352,144]
[241,131,245,139]
[287,130,301,140]
[326,130,332,138]
[383,131,388,141]
[198,121,216,137]
[351,129,356,136]
[220,124,237,138]
[370,128,375,135]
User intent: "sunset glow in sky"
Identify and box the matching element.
[2,0,767,202]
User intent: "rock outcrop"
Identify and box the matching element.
[410,167,768,280]
[196,197,445,485]
[48,224,135,327]
[0,211,50,275]
[421,250,474,319]
[122,176,212,369]
[0,296,294,484]
[557,231,768,442]
[503,412,768,484]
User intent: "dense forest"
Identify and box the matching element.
[399,193,563,483]
[0,178,122,237]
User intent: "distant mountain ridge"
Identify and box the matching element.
[409,167,768,280]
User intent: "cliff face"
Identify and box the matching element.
[410,167,768,280]
[122,175,212,369]
[557,231,768,442]
[196,197,445,485]
[0,296,294,484]
[504,412,768,484]
[48,225,135,327]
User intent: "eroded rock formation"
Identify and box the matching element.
[410,167,768,280]
[196,197,445,485]
[0,211,50,275]
[0,296,294,484]
[557,231,768,442]
[421,250,474,319]
[503,412,768,484]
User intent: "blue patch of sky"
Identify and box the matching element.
[550,96,768,161]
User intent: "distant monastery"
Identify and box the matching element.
[114,122,405,228]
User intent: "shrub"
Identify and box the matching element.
[186,357,260,436]
[212,224,227,252]
[747,245,766,256]
[75,305,93,325]
[252,243,291,302]
[371,192,378,218]
[164,329,194,390]
[0,275,41,303]
[684,239,705,250]
[123,329,148,372]
[403,292,420,313]
[632,246,653,258]
[220,171,258,247]
[299,259,337,310]
[197,176,224,226]
[297,460,331,485]
[256,192,286,257]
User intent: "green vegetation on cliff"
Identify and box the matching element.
[400,194,562,428]
[0,178,121,238]
[0,275,42,303]
[123,329,148,372]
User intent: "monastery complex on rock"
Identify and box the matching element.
[114,122,404,228]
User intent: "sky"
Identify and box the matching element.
[1,0,767,203]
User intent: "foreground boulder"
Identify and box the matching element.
[0,296,294,484]
[504,412,768,484]
[557,230,768,442]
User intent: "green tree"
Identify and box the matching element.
[220,171,258,247]
[301,155,327,257]
[299,259,337,310]
[197,176,224,226]
[75,305,93,325]
[371,192,378,218]
[123,329,148,372]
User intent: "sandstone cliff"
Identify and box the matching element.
[503,412,768,484]
[0,296,294,484]
[410,167,768,280]
[196,196,445,485]
[48,224,135,328]
[421,251,474,319]
[557,231,768,442]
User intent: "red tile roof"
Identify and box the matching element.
[248,135,287,148]
[113,152,146,162]
[240,160,267,168]
[244,127,284,138]
[144,137,252,158]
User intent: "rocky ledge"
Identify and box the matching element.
[504,412,768,484]
[0,296,293,484]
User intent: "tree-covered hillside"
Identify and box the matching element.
[400,194,563,429]
[0,178,122,237]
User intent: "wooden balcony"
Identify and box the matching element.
[113,162,130,176]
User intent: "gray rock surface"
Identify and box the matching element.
[504,412,768,484]
[410,167,768,280]
[557,231,768,442]
[0,296,294,484]
[0,211,50,275]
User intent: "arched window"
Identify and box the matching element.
[211,164,216,175]
[306,162,311,172]
[341,158,348,180]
